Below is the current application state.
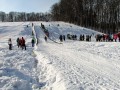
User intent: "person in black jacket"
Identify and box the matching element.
[59,35,63,42]
[16,37,20,48]
[63,35,65,41]
[44,36,47,42]
[31,38,35,47]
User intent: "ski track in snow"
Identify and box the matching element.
[0,21,120,90]
[36,42,120,90]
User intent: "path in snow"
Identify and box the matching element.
[33,25,66,90]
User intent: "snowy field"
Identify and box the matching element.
[0,22,120,90]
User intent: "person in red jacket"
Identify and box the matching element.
[113,34,118,42]
[105,34,108,42]
[21,37,26,50]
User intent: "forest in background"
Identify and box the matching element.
[0,12,51,22]
[51,0,120,34]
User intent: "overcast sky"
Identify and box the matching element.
[0,0,59,13]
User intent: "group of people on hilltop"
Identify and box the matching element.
[79,35,85,41]
[65,33,120,42]
[86,35,92,42]
[95,34,120,42]
[59,35,65,42]
[67,34,92,42]
[67,34,77,40]
[79,34,92,41]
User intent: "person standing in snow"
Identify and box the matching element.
[113,34,117,42]
[74,35,77,40]
[86,35,89,41]
[82,35,85,41]
[80,35,82,41]
[21,37,26,50]
[16,37,20,48]
[59,35,63,42]
[89,35,92,41]
[8,38,12,50]
[32,23,34,27]
[31,38,35,47]
[118,34,120,42]
[63,35,65,41]
[102,34,105,42]
[44,36,47,42]
[19,38,22,48]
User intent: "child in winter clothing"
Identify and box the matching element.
[8,38,12,50]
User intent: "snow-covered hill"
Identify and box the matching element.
[0,22,120,90]
[35,22,101,41]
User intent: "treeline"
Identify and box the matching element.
[51,0,120,34]
[0,11,51,22]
